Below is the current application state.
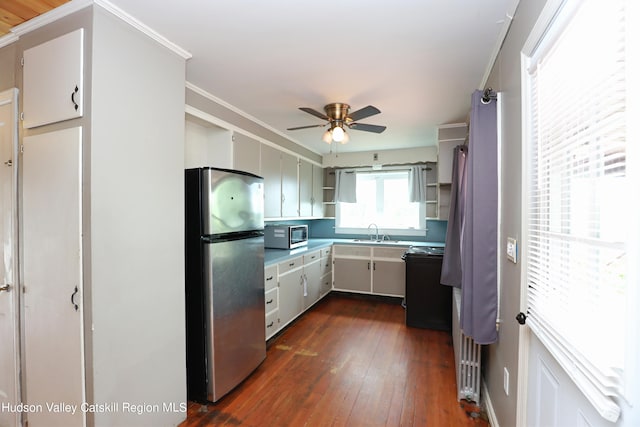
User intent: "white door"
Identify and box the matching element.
[22,127,85,427]
[22,28,84,129]
[0,89,20,427]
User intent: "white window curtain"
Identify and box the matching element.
[408,165,427,202]
[523,0,635,421]
[334,169,357,203]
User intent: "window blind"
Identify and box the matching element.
[524,0,629,421]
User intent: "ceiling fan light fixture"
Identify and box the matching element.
[322,130,333,144]
[340,131,350,144]
[331,125,345,142]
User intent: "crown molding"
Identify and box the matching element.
[186,81,322,157]
[94,0,191,59]
[3,0,191,60]
[10,0,93,37]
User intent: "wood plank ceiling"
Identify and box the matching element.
[0,0,69,36]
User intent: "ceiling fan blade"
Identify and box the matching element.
[349,123,387,133]
[287,124,326,131]
[299,107,329,121]
[347,105,381,122]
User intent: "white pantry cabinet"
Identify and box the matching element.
[16,6,188,426]
[22,127,85,427]
[22,29,84,129]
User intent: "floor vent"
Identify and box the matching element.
[452,288,482,402]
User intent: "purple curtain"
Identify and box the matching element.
[441,145,468,287]
[442,90,498,345]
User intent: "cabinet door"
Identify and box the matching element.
[303,259,323,309]
[22,127,85,426]
[23,29,84,129]
[333,258,371,293]
[233,133,260,176]
[278,270,303,328]
[261,144,281,218]
[298,159,313,217]
[312,164,324,217]
[372,260,406,297]
[0,89,19,427]
[281,152,298,217]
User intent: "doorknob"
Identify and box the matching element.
[0,284,11,292]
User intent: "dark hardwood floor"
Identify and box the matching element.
[180,293,488,427]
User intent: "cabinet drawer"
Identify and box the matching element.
[303,250,321,264]
[278,256,303,274]
[265,287,278,313]
[333,245,371,258]
[265,264,278,291]
[321,256,332,276]
[265,310,279,340]
[321,246,332,257]
[373,247,408,260]
[320,272,332,295]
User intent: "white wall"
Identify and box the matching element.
[90,7,186,426]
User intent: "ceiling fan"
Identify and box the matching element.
[287,103,386,144]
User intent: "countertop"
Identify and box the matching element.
[264,238,445,266]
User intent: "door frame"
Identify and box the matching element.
[0,88,21,427]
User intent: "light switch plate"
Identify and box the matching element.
[507,237,517,263]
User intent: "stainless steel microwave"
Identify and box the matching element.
[264,224,308,249]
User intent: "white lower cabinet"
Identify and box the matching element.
[278,259,304,329]
[264,264,279,339]
[264,246,332,340]
[333,245,408,297]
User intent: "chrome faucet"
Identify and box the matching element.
[367,223,379,241]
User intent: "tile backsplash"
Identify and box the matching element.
[264,218,447,243]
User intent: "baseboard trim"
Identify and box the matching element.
[482,381,499,427]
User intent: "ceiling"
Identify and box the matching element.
[2,0,518,155]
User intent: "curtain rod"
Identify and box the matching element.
[481,87,497,104]
[328,165,432,175]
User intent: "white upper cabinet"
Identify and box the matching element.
[280,152,298,217]
[23,29,84,129]
[261,144,282,218]
[299,159,313,217]
[233,133,261,176]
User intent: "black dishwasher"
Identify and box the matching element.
[402,246,452,331]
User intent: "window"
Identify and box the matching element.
[336,169,425,237]
[523,0,637,421]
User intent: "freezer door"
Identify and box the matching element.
[203,236,266,402]
[202,168,264,235]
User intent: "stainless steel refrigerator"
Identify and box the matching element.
[185,167,266,403]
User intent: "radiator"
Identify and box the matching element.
[452,288,482,402]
